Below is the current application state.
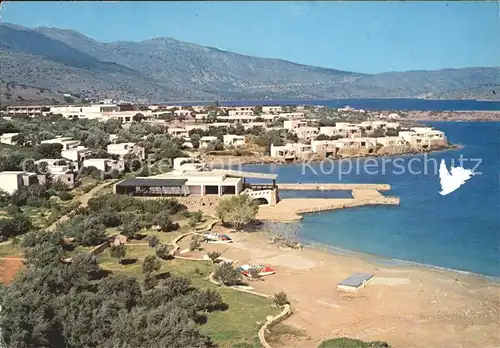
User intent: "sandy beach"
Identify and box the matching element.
[188,231,500,348]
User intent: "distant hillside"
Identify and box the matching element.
[1,22,499,105]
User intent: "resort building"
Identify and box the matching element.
[399,128,446,149]
[61,146,92,162]
[218,115,257,123]
[319,126,339,137]
[114,162,278,205]
[0,133,19,145]
[376,136,406,147]
[310,140,338,154]
[295,126,320,141]
[167,127,190,138]
[6,105,49,117]
[280,112,305,119]
[0,171,38,195]
[199,136,218,149]
[223,134,246,147]
[83,158,125,173]
[262,106,283,114]
[34,159,77,188]
[174,109,194,118]
[283,120,307,131]
[228,109,254,117]
[107,143,146,160]
[270,143,298,160]
[41,137,81,150]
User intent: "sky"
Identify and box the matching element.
[1,1,499,74]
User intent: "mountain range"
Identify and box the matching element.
[1,22,499,105]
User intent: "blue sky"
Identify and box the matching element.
[2,1,499,74]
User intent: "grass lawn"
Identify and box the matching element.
[98,247,278,348]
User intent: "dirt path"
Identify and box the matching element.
[47,181,114,231]
[0,258,24,284]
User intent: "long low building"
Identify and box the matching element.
[114,168,278,205]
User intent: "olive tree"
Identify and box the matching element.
[216,194,258,230]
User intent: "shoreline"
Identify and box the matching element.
[298,238,500,282]
[199,229,500,347]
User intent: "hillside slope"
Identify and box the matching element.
[1,23,498,104]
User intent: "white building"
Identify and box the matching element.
[199,136,218,149]
[0,133,19,145]
[228,109,254,117]
[223,134,246,147]
[41,137,80,150]
[83,158,125,173]
[6,105,49,117]
[376,137,406,147]
[262,106,283,114]
[0,171,38,195]
[61,146,92,162]
[295,127,319,141]
[283,120,307,131]
[107,143,146,160]
[167,127,190,138]
[270,143,298,160]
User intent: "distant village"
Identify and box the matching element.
[0,100,449,198]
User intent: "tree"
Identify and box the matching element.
[385,127,399,137]
[155,243,173,260]
[71,216,106,246]
[121,218,141,239]
[213,263,242,286]
[216,194,258,230]
[142,255,161,276]
[318,338,391,348]
[273,291,289,306]
[154,211,178,232]
[207,251,222,264]
[109,243,126,264]
[36,143,63,158]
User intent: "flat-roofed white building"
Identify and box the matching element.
[218,115,257,123]
[376,136,406,147]
[0,171,38,194]
[107,143,146,160]
[83,158,125,173]
[280,112,305,119]
[223,134,246,147]
[270,143,297,160]
[34,158,77,188]
[262,106,283,114]
[319,126,338,137]
[295,127,319,141]
[41,137,81,150]
[6,105,49,117]
[228,109,254,117]
[283,120,307,131]
[0,133,19,145]
[61,146,92,162]
[199,136,218,148]
[167,127,189,138]
[174,109,194,118]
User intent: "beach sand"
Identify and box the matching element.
[201,232,500,348]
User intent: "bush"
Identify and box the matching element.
[154,211,178,232]
[207,251,221,263]
[213,263,242,286]
[189,236,202,251]
[273,291,289,306]
[57,191,73,201]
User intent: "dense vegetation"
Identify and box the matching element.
[0,233,226,347]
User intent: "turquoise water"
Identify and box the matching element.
[177,98,500,111]
[244,122,500,277]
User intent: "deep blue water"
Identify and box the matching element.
[244,122,500,277]
[175,98,500,111]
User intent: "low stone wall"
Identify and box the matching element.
[89,240,110,256]
[278,183,391,191]
[258,304,292,348]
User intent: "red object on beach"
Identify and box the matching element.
[220,234,232,241]
[258,266,275,276]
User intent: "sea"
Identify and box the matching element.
[176,98,500,111]
[243,121,500,278]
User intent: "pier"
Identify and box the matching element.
[257,183,399,221]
